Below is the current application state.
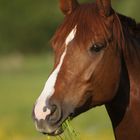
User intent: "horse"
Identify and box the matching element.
[32,0,140,139]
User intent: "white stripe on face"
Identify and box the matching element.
[34,26,77,120]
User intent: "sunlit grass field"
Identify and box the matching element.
[0,53,115,140]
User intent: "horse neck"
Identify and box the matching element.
[105,15,140,140]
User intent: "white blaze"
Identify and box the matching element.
[34,26,77,120]
[65,26,77,45]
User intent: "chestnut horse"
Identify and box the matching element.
[32,0,140,139]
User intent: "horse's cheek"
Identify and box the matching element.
[91,55,121,103]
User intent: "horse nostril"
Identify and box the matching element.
[43,106,47,112]
[51,105,57,115]
[47,103,62,125]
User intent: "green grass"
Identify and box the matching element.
[0,53,115,140]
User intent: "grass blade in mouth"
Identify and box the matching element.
[47,119,79,140]
[62,119,79,140]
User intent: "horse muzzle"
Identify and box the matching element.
[32,100,71,136]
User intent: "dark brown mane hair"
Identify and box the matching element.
[118,14,140,39]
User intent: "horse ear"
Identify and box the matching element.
[96,0,111,17]
[59,0,79,15]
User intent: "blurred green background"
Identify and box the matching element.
[0,0,140,140]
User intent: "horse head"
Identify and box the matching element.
[33,0,123,135]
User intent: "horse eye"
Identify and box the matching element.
[90,43,104,53]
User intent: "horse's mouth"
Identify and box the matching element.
[44,116,73,136]
[35,121,64,136]
[42,126,64,136]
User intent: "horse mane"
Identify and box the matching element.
[118,13,140,83]
[118,14,140,39]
